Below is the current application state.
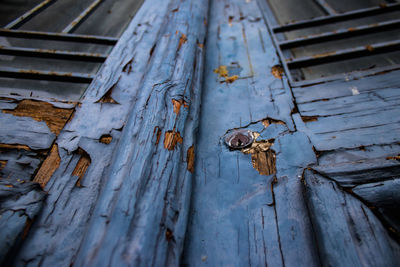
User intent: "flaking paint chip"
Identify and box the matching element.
[214,65,240,83]
[351,86,360,95]
[271,65,284,79]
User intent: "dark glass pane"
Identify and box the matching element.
[0,0,143,100]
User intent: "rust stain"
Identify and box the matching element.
[164,130,183,150]
[242,136,276,176]
[365,45,374,52]
[96,83,119,104]
[99,134,113,144]
[178,33,188,50]
[0,160,7,171]
[301,116,318,123]
[171,7,179,12]
[153,126,162,145]
[271,65,284,79]
[348,27,356,32]
[197,42,204,49]
[34,144,60,188]
[312,51,336,58]
[187,145,195,173]
[72,148,91,187]
[3,99,74,135]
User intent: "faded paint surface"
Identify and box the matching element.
[0,0,399,266]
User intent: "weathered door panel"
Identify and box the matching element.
[0,0,400,266]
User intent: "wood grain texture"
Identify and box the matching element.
[304,170,400,267]
[182,0,318,266]
[33,144,60,188]
[1,0,400,265]
[0,180,46,264]
[293,70,400,151]
[12,0,208,266]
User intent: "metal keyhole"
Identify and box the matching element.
[224,130,254,149]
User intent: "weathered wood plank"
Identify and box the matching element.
[304,170,400,267]
[318,143,400,166]
[0,180,46,264]
[313,157,400,187]
[74,0,208,264]
[292,69,400,104]
[182,0,318,266]
[1,0,399,266]
[353,179,400,234]
[13,0,208,265]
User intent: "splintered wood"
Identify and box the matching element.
[250,149,276,176]
[34,144,61,188]
[72,148,91,187]
[172,99,189,115]
[3,99,74,135]
[164,130,183,150]
[242,136,276,176]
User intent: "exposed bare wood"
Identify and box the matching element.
[99,134,113,144]
[187,145,195,173]
[33,144,60,188]
[2,100,74,135]
[164,130,183,150]
[72,148,91,187]
[271,65,284,79]
[0,160,7,172]
[0,143,31,151]
[95,83,119,104]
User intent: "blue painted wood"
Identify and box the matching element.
[182,0,318,266]
[73,0,208,265]
[1,0,400,265]
[353,179,400,233]
[304,170,400,267]
[11,0,208,266]
[0,180,46,264]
